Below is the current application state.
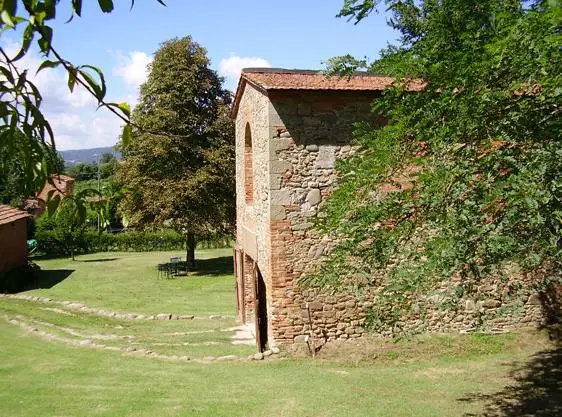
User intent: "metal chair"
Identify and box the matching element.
[157,263,169,278]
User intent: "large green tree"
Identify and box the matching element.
[312,0,561,330]
[118,36,235,266]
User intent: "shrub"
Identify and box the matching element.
[34,225,232,257]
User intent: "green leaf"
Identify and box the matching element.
[72,0,83,16]
[78,65,106,100]
[0,65,15,84]
[46,192,61,218]
[97,0,114,13]
[121,124,132,148]
[36,59,61,74]
[1,10,15,28]
[37,25,53,54]
[106,101,131,118]
[118,102,131,117]
[67,68,77,93]
[1,0,17,16]
[13,24,34,61]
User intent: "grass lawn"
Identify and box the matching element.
[1,249,560,416]
[27,249,236,315]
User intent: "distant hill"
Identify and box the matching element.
[60,146,121,166]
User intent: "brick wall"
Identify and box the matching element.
[265,91,384,345]
[0,219,28,278]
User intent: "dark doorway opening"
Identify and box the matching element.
[255,267,268,352]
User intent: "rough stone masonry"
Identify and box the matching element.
[231,68,546,351]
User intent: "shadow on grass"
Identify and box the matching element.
[80,258,119,263]
[459,346,562,416]
[190,256,233,277]
[459,286,561,417]
[1,267,74,293]
[25,269,75,291]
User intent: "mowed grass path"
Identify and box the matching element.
[1,250,559,416]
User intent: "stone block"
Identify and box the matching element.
[527,293,541,305]
[314,146,336,169]
[463,299,475,312]
[483,299,501,309]
[270,205,287,220]
[306,189,322,206]
[271,190,292,206]
[307,301,323,311]
[292,222,314,231]
[270,160,292,174]
[270,174,282,191]
[270,137,294,154]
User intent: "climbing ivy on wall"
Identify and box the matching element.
[308,0,562,330]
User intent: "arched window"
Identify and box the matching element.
[244,123,254,203]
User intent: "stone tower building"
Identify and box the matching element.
[232,68,398,350]
[232,68,550,352]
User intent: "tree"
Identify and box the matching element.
[312,0,561,330]
[43,187,100,260]
[0,1,165,198]
[99,153,118,179]
[118,36,235,267]
[0,132,63,206]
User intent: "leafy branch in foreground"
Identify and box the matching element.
[311,0,561,331]
[0,0,165,199]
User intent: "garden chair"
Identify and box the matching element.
[157,263,169,279]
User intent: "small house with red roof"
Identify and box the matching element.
[26,174,75,216]
[0,204,31,278]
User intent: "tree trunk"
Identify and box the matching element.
[185,233,196,272]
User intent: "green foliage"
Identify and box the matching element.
[313,0,562,331]
[34,227,231,257]
[0,1,165,199]
[36,202,89,258]
[66,153,118,181]
[118,36,235,260]
[0,132,63,205]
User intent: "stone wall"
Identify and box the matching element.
[241,253,256,323]
[235,85,551,349]
[266,91,384,345]
[235,83,272,339]
[393,272,547,336]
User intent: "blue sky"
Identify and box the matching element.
[3,1,398,150]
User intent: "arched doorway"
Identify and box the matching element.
[254,266,268,351]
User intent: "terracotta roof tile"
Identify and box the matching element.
[243,70,396,91]
[0,204,31,226]
[231,68,424,118]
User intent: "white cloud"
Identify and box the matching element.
[51,110,124,150]
[219,55,271,81]
[114,51,152,88]
[0,39,128,150]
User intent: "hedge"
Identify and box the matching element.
[34,229,233,257]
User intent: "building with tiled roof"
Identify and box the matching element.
[232,68,424,118]
[0,204,31,278]
[232,68,396,351]
[29,174,75,216]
